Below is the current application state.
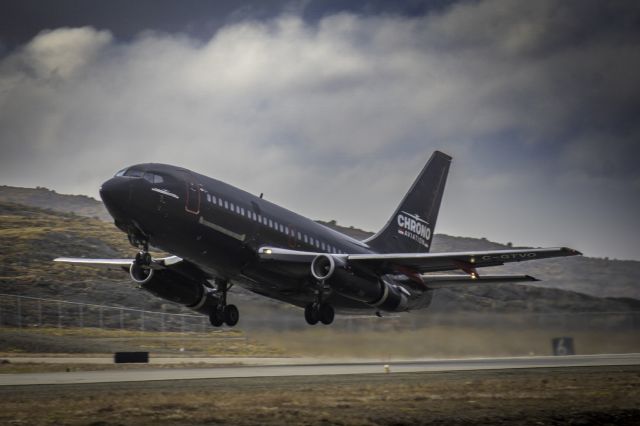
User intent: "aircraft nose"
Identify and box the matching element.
[100,177,130,218]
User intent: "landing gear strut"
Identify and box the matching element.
[209,280,239,327]
[304,281,334,325]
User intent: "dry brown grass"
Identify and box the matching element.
[0,327,286,359]
[253,325,640,359]
[0,366,638,425]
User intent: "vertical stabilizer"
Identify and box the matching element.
[364,151,451,254]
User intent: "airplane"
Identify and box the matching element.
[55,151,581,327]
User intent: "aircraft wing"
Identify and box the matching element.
[347,247,580,274]
[54,256,183,269]
[258,246,580,275]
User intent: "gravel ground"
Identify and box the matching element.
[1,365,639,425]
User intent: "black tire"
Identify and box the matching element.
[224,304,239,327]
[304,303,318,325]
[209,308,224,327]
[319,303,335,325]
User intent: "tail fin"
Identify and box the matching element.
[364,151,451,254]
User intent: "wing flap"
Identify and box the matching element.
[421,274,538,289]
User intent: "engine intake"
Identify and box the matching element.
[130,263,154,283]
[311,254,344,281]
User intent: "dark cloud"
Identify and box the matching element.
[1,0,639,260]
[0,0,448,51]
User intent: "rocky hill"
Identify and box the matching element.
[0,187,638,319]
[0,185,110,221]
[1,185,638,300]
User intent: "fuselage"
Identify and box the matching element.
[99,163,427,312]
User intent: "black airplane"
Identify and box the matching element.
[55,151,580,326]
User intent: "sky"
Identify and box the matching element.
[1,0,639,261]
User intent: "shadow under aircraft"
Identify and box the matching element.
[56,151,580,326]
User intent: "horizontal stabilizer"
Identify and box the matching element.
[421,274,538,289]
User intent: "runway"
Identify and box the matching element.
[1,353,639,386]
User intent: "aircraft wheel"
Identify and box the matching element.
[209,308,225,327]
[319,303,334,325]
[304,303,319,325]
[224,304,239,327]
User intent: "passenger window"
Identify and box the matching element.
[241,207,245,216]
[218,198,222,206]
[206,194,211,202]
[224,201,228,209]
[153,174,164,184]
[269,219,273,228]
[297,232,302,240]
[304,235,308,243]
[212,195,217,203]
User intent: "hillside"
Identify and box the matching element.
[1,197,638,322]
[0,185,110,221]
[2,184,638,300]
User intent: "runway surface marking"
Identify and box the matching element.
[1,353,638,386]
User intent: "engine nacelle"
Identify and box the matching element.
[130,262,154,283]
[137,268,220,315]
[370,278,409,312]
[310,254,408,312]
[311,254,345,281]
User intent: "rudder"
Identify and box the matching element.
[364,151,451,254]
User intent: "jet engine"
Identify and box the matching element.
[134,268,220,315]
[310,254,408,312]
[130,262,154,283]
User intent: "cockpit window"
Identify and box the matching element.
[124,168,144,178]
[143,172,165,184]
[115,168,128,177]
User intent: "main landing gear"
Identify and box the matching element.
[304,281,334,325]
[209,280,239,327]
[304,302,334,325]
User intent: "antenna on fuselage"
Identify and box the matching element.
[259,193,263,199]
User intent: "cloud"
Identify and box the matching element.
[1,0,639,260]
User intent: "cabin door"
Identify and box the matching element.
[182,172,201,215]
